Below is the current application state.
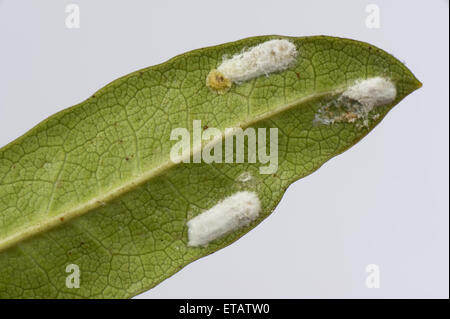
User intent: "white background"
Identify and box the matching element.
[0,0,448,298]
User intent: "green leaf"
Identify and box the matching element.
[0,35,421,298]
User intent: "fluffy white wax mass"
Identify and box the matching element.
[217,39,298,83]
[187,191,261,247]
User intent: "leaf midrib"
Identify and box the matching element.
[0,90,335,253]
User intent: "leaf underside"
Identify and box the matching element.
[0,35,421,298]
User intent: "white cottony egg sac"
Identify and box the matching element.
[314,76,397,126]
[217,39,298,83]
[187,191,261,247]
[342,77,397,109]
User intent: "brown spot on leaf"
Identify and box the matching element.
[206,69,231,94]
